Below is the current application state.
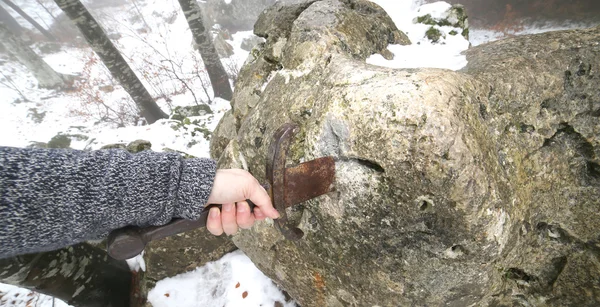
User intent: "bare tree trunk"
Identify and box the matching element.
[178,0,233,101]
[0,22,65,88]
[1,0,56,41]
[0,243,132,307]
[0,3,23,37]
[54,0,167,124]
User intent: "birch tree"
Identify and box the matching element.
[54,0,167,124]
[0,22,65,88]
[178,0,233,101]
[0,243,132,307]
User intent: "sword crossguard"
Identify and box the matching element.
[266,123,305,241]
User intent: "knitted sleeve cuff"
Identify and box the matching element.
[174,158,217,220]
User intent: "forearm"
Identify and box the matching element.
[0,146,216,258]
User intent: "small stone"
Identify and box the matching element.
[380,49,394,60]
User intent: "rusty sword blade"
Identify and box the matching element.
[283,156,336,207]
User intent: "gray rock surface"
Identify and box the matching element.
[211,0,600,306]
[144,229,237,283]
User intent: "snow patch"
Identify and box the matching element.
[0,283,72,307]
[367,1,469,70]
[126,251,146,272]
[148,250,296,307]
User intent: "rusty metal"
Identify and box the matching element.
[266,123,305,241]
[107,122,336,259]
[284,157,336,207]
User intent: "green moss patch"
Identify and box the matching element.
[425,27,443,43]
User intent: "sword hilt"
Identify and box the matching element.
[106,201,258,261]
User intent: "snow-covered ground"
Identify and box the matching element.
[0,0,597,306]
[148,251,296,307]
[367,0,470,70]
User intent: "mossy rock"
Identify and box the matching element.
[126,140,152,153]
[447,4,467,29]
[414,4,469,41]
[192,127,212,140]
[47,134,71,149]
[414,5,467,29]
[425,27,443,43]
[415,14,437,25]
[171,105,213,121]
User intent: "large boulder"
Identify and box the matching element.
[211,0,600,306]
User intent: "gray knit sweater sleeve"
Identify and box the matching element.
[0,146,216,258]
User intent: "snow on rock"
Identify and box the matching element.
[148,250,296,307]
[367,1,470,70]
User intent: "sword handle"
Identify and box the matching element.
[107,201,257,261]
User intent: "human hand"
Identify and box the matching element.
[206,169,280,236]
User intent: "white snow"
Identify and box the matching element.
[367,0,597,70]
[0,0,597,306]
[0,283,71,307]
[126,251,147,272]
[148,250,296,307]
[367,0,470,70]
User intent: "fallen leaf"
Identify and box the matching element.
[164,293,170,297]
[242,291,248,299]
[235,282,240,288]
